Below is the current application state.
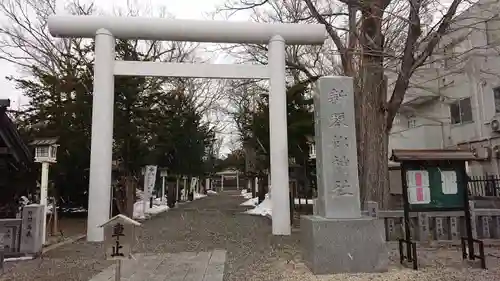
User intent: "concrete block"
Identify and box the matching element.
[494,216,500,238]
[0,219,22,253]
[418,212,430,241]
[386,218,397,240]
[481,216,491,238]
[301,215,388,274]
[469,201,477,238]
[20,205,44,254]
[366,201,378,218]
[435,217,447,240]
[450,216,460,240]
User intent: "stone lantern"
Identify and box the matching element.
[31,138,59,164]
[30,137,59,245]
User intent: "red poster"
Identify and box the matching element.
[415,172,422,187]
[416,187,424,202]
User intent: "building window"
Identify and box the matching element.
[50,146,57,158]
[443,43,455,68]
[407,117,417,128]
[486,15,500,46]
[493,87,500,113]
[309,143,316,158]
[35,146,49,158]
[449,97,473,124]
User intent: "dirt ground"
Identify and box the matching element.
[277,242,500,281]
[4,193,500,281]
[45,215,86,245]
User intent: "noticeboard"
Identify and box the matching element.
[402,162,467,212]
[100,214,141,260]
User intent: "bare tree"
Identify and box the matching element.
[0,0,222,216]
[217,0,480,207]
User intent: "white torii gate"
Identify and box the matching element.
[47,16,326,242]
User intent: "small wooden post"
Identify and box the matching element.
[115,260,121,281]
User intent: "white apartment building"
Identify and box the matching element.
[389,0,500,176]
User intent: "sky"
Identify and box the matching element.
[0,0,247,109]
[0,0,472,156]
[0,0,472,108]
[0,0,249,155]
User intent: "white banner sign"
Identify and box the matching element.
[190,177,198,191]
[144,165,158,200]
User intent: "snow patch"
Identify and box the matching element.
[4,256,35,262]
[244,198,272,217]
[133,199,169,219]
[243,194,314,217]
[240,197,258,207]
[194,192,207,200]
[133,191,207,219]
[240,189,253,199]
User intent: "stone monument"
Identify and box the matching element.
[301,76,388,274]
[20,204,44,255]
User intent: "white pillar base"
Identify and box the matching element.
[40,162,50,245]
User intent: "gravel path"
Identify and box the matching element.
[2,191,499,281]
[280,243,500,281]
[1,191,300,281]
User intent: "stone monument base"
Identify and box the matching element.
[301,215,388,275]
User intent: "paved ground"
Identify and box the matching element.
[3,191,499,281]
[89,251,226,281]
[1,191,300,281]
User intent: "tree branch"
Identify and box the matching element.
[385,0,463,131]
[304,0,351,75]
[412,0,463,69]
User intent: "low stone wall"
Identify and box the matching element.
[0,218,22,254]
[365,203,500,241]
[0,205,44,257]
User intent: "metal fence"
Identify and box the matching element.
[468,175,500,197]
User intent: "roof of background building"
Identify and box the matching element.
[0,100,33,168]
[391,149,480,162]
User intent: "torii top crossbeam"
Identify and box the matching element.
[47,16,326,45]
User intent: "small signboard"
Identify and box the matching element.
[190,177,198,191]
[100,214,141,260]
[391,149,480,269]
[160,169,168,178]
[406,170,431,204]
[20,205,44,254]
[441,170,458,195]
[404,167,465,210]
[144,165,157,200]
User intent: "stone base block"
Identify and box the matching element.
[301,215,388,275]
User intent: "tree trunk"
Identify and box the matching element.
[357,1,390,209]
[188,177,194,201]
[125,175,136,218]
[167,180,176,208]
